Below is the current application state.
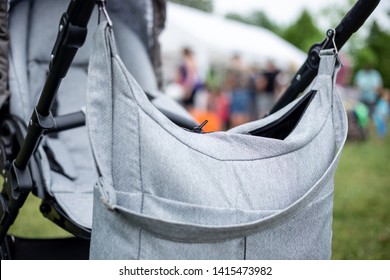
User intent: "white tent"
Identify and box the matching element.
[160,3,306,81]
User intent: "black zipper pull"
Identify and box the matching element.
[192,120,208,133]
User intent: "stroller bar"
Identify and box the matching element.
[0,161,33,241]
[15,0,95,170]
[49,111,86,134]
[269,0,381,114]
[0,0,97,243]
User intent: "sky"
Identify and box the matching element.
[213,0,390,29]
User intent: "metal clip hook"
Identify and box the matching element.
[322,28,338,54]
[321,28,342,67]
[97,0,113,27]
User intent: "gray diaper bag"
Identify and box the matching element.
[87,23,348,260]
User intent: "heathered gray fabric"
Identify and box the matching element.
[88,23,347,260]
[7,0,96,228]
[6,0,188,229]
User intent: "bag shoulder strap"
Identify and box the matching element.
[86,23,115,183]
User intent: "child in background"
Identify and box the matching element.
[373,89,390,139]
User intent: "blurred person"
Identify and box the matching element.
[336,54,370,141]
[373,88,390,140]
[353,64,383,117]
[208,87,230,130]
[205,66,222,93]
[248,65,260,120]
[176,47,203,109]
[259,60,280,115]
[274,61,298,101]
[226,54,253,127]
[189,85,224,132]
[336,52,352,87]
[254,72,270,118]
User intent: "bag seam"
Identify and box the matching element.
[137,106,144,260]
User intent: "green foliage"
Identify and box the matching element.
[354,47,379,69]
[226,9,324,52]
[168,0,213,13]
[225,13,252,25]
[319,0,355,28]
[249,11,280,33]
[281,9,323,52]
[349,20,390,88]
[225,5,390,87]
[225,11,282,36]
[365,21,390,88]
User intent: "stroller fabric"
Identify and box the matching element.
[5,0,179,230]
[87,23,348,260]
[7,0,97,229]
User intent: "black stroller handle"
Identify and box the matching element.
[0,0,97,242]
[334,0,381,48]
[269,0,381,115]
[16,0,96,170]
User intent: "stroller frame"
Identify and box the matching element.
[0,0,381,259]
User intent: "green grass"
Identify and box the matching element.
[1,125,389,258]
[332,127,390,259]
[8,194,72,238]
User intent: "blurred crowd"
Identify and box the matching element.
[167,47,295,131]
[166,47,389,139]
[336,54,389,141]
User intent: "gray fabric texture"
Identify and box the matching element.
[8,0,98,229]
[87,23,348,260]
[6,0,175,229]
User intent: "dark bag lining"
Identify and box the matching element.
[250,90,317,140]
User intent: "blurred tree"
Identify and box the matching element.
[168,0,213,13]
[318,1,390,87]
[223,2,389,87]
[225,12,252,25]
[361,21,390,88]
[354,47,378,68]
[319,0,355,28]
[226,11,282,35]
[282,9,323,52]
[226,9,323,52]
